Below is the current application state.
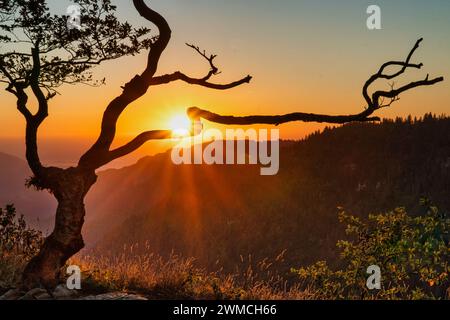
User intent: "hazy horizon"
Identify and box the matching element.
[1,111,447,169]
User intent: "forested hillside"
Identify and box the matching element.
[84,114,450,273]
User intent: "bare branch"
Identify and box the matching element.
[373,74,444,106]
[186,43,220,81]
[29,43,49,122]
[362,38,443,109]
[189,38,443,127]
[150,71,252,90]
[133,0,172,81]
[79,0,173,168]
[80,1,251,169]
[187,107,380,126]
[106,130,172,165]
[8,84,32,120]
[150,43,252,89]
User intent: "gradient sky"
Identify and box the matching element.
[1,0,449,165]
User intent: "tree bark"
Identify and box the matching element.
[22,167,97,290]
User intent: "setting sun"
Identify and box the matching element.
[169,114,192,137]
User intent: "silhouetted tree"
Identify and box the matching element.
[0,0,443,289]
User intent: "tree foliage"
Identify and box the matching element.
[294,200,449,300]
[0,0,153,96]
[0,204,43,259]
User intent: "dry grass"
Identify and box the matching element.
[69,245,312,300]
[0,253,27,291]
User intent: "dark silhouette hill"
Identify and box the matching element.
[83,114,450,272]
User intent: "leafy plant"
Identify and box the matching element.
[0,204,43,287]
[0,204,43,259]
[293,200,449,300]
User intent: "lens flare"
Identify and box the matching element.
[169,114,191,137]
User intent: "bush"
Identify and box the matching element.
[0,204,43,287]
[293,200,449,300]
[0,204,43,258]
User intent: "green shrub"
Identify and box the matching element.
[0,204,43,258]
[293,200,449,300]
[0,205,43,287]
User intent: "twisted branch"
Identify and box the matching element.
[149,43,252,90]
[187,38,444,126]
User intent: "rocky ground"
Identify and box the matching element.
[0,285,148,300]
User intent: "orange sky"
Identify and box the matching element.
[1,0,449,166]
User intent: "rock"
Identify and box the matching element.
[34,292,52,300]
[0,282,10,294]
[0,286,12,296]
[1,286,146,300]
[52,284,79,300]
[0,288,24,300]
[118,294,147,300]
[19,288,49,300]
[79,292,148,300]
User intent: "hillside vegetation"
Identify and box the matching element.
[85,114,450,274]
[1,202,448,299]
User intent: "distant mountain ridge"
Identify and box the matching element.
[83,114,450,272]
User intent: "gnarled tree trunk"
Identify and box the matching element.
[22,167,97,289]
